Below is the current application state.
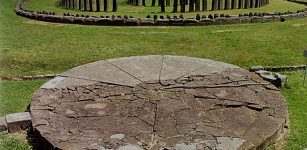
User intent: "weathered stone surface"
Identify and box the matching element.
[60,60,141,86]
[0,117,8,132]
[6,112,32,133]
[106,55,163,82]
[31,56,287,150]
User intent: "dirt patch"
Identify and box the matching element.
[25,20,65,26]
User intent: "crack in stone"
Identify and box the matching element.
[105,60,144,83]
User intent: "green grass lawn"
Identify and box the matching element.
[1,0,307,78]
[0,0,307,149]
[0,80,47,116]
[23,0,306,17]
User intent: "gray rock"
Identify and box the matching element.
[250,66,264,71]
[0,117,7,132]
[6,112,32,133]
[276,73,288,87]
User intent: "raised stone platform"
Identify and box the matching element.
[30,55,288,150]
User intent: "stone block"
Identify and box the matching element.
[154,19,170,26]
[6,112,32,133]
[183,19,199,26]
[199,18,214,25]
[276,73,288,87]
[139,18,155,26]
[125,18,140,26]
[0,117,8,132]
[240,17,252,23]
[251,66,264,72]
[169,18,184,25]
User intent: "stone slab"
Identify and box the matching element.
[30,56,287,150]
[6,112,32,133]
[0,117,7,132]
[106,55,163,82]
[61,60,141,86]
[160,55,214,80]
[55,77,99,88]
[40,76,66,89]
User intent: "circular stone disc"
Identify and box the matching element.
[30,55,287,150]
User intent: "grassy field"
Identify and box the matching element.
[1,0,307,78]
[23,0,306,17]
[0,0,307,149]
[0,80,47,116]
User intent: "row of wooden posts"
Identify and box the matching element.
[62,0,269,12]
[61,0,117,12]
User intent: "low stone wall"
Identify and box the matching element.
[15,0,307,26]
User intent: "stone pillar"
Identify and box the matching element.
[180,0,185,12]
[195,0,200,11]
[84,0,87,11]
[173,0,178,12]
[96,0,100,11]
[231,0,236,9]
[225,0,229,9]
[160,0,165,12]
[104,0,107,11]
[112,0,117,11]
[212,0,217,10]
[202,0,207,11]
[218,0,222,10]
[189,0,194,12]
[244,0,249,8]
[89,0,93,11]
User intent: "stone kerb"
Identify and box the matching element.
[14,0,307,26]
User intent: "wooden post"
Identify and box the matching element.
[195,0,200,11]
[173,0,178,12]
[84,0,87,10]
[160,0,165,12]
[238,0,243,8]
[89,0,93,11]
[166,0,170,6]
[244,0,249,9]
[225,0,229,9]
[212,0,217,10]
[189,0,194,11]
[250,0,254,8]
[104,0,107,11]
[152,0,156,6]
[180,0,185,12]
[231,0,236,9]
[202,0,207,11]
[112,0,117,11]
[96,0,100,11]
[218,0,222,10]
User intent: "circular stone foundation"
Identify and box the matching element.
[30,55,287,150]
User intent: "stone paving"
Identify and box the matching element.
[30,55,288,150]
